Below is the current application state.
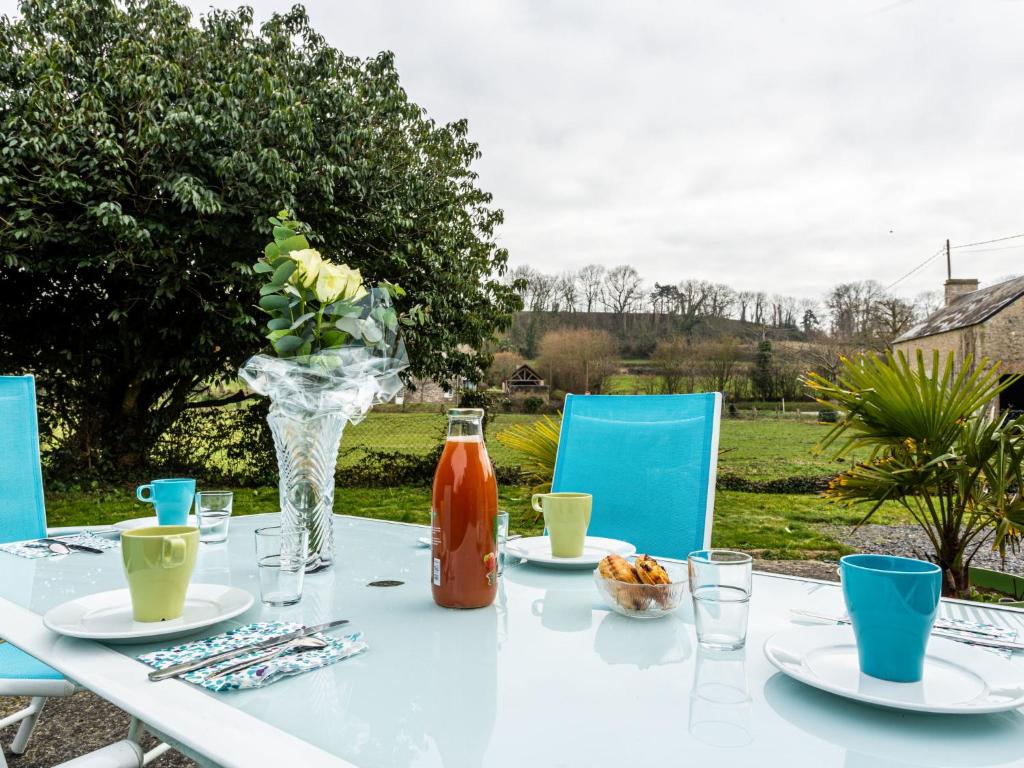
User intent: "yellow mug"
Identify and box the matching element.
[121,526,198,622]
[532,492,592,558]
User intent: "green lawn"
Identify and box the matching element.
[716,420,865,479]
[339,412,539,468]
[340,411,857,480]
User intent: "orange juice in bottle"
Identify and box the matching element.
[431,408,498,608]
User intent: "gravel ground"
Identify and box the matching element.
[2,529,1016,767]
[824,524,1024,576]
[0,692,195,767]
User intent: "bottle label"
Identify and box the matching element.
[433,557,441,586]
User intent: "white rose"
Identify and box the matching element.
[316,261,367,304]
[288,248,322,290]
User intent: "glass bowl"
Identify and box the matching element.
[593,560,687,619]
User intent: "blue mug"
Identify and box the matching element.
[136,478,196,526]
[840,554,941,683]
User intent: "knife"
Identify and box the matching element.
[147,619,350,681]
[791,609,1024,652]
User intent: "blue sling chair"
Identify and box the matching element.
[0,376,163,768]
[551,393,721,560]
[0,376,77,766]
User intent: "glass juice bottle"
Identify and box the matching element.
[431,408,498,608]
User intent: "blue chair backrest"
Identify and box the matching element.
[0,375,47,543]
[551,393,721,559]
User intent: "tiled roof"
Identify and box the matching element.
[894,275,1024,343]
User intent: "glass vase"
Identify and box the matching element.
[267,404,346,571]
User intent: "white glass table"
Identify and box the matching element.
[2,514,1023,768]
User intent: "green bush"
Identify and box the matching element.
[522,396,544,414]
[459,390,493,410]
[818,409,839,423]
[336,446,522,487]
[716,473,832,494]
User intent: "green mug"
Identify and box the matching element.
[121,526,199,622]
[532,492,592,558]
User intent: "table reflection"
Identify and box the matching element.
[688,646,752,747]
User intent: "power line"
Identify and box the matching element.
[884,247,945,292]
[953,243,1024,254]
[885,231,1024,292]
[950,232,1024,249]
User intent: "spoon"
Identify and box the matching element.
[27,540,103,555]
[206,635,329,680]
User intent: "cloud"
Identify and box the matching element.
[5,0,1022,299]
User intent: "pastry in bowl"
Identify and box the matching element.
[594,554,686,619]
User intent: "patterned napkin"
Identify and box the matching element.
[934,616,1019,659]
[813,612,1020,659]
[138,621,368,692]
[0,532,119,559]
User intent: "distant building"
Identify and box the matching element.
[401,377,458,404]
[502,364,548,398]
[893,275,1024,412]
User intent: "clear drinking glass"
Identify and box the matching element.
[195,491,233,543]
[256,525,308,606]
[496,510,510,577]
[688,550,753,650]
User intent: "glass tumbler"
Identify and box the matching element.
[496,510,510,577]
[688,550,753,650]
[195,491,233,543]
[256,525,309,606]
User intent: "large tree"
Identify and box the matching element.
[0,0,520,471]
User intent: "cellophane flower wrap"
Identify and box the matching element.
[239,212,413,570]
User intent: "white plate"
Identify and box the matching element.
[113,515,197,532]
[43,584,254,644]
[505,536,636,569]
[764,625,1024,714]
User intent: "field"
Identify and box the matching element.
[46,417,905,562]
[344,412,863,479]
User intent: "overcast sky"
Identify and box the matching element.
[5,0,1024,300]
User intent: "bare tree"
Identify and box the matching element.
[676,279,711,322]
[698,337,743,393]
[736,291,756,323]
[578,264,606,312]
[872,296,916,341]
[507,265,538,310]
[913,290,942,320]
[652,336,696,394]
[556,271,580,312]
[538,329,618,393]
[706,283,737,318]
[752,291,767,325]
[529,272,558,312]
[602,265,644,314]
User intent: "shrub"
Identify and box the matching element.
[522,396,544,414]
[818,409,838,423]
[459,390,493,410]
[537,328,617,393]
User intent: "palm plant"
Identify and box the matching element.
[496,414,560,497]
[806,350,1023,598]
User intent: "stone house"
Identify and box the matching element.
[502,364,548,398]
[893,275,1024,412]
[399,377,459,404]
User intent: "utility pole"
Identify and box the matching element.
[946,238,951,279]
